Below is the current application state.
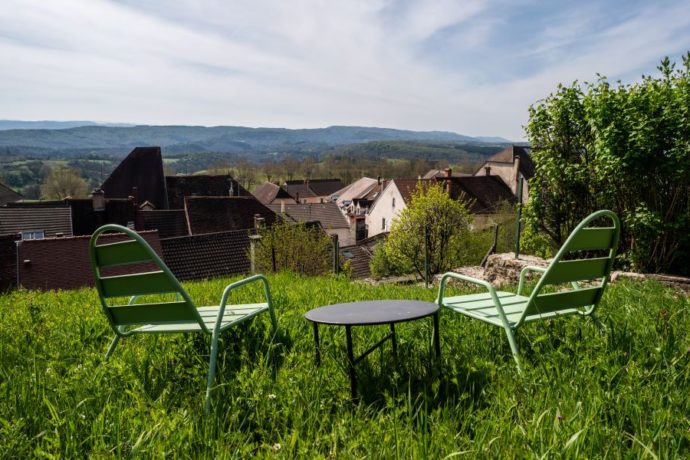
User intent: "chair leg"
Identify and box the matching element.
[591,313,606,333]
[105,335,120,360]
[269,307,278,334]
[503,327,522,374]
[204,332,221,414]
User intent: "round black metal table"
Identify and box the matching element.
[304,300,440,399]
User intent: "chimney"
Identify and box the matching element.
[254,214,266,230]
[91,188,105,212]
[377,175,382,185]
[295,192,300,203]
[280,200,285,213]
[484,166,492,176]
[444,168,452,178]
[130,186,139,205]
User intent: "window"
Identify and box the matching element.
[392,197,396,209]
[20,230,45,240]
[381,218,386,230]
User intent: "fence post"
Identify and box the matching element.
[514,175,524,259]
[333,235,340,275]
[424,225,430,288]
[249,233,262,274]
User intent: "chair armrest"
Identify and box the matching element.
[436,272,514,330]
[213,275,274,334]
[436,272,496,304]
[518,266,547,295]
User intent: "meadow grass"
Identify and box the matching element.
[1,273,689,458]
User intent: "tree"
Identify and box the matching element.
[381,182,471,279]
[40,166,89,200]
[525,53,690,274]
[254,221,334,275]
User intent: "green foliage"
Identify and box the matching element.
[382,183,471,278]
[526,53,690,274]
[1,275,690,457]
[40,166,90,199]
[254,221,334,275]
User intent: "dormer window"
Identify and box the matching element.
[20,230,45,240]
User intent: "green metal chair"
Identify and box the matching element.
[437,210,620,372]
[89,224,277,412]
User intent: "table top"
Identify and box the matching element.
[304,300,439,326]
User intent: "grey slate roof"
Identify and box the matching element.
[253,182,295,204]
[267,202,349,230]
[136,209,189,238]
[160,230,251,281]
[0,206,72,237]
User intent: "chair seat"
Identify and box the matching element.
[442,291,530,327]
[443,291,587,328]
[132,303,270,333]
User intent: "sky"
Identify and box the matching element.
[1,0,689,140]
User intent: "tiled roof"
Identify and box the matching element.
[102,147,168,209]
[283,181,315,199]
[160,230,251,281]
[253,182,295,204]
[136,209,189,238]
[166,174,250,210]
[391,178,432,203]
[447,176,516,213]
[267,202,349,229]
[0,206,72,237]
[422,169,471,179]
[478,145,535,179]
[387,176,514,214]
[284,178,344,198]
[307,179,345,196]
[330,177,379,205]
[339,232,387,279]
[185,196,277,234]
[0,181,22,205]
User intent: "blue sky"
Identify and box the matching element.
[1,0,689,140]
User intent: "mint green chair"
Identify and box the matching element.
[89,224,277,412]
[437,210,620,372]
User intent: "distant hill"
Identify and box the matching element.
[0,123,508,158]
[0,120,133,130]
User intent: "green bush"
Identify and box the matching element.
[526,53,690,274]
[254,221,334,275]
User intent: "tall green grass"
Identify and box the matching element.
[1,273,689,457]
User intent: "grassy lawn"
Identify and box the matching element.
[1,273,689,457]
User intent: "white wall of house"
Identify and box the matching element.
[366,182,405,238]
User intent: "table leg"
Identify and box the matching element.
[345,325,357,399]
[312,322,321,366]
[433,312,441,358]
[390,323,398,358]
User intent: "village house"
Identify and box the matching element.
[366,169,516,238]
[473,145,534,201]
[329,177,382,242]
[268,201,353,246]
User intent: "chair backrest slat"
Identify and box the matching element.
[541,257,610,285]
[89,224,206,332]
[109,301,197,326]
[530,287,602,316]
[100,271,179,298]
[566,227,616,251]
[95,240,153,268]
[521,210,620,323]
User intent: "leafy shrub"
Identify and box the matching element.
[526,53,690,274]
[254,221,334,275]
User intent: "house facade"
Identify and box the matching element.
[473,145,534,201]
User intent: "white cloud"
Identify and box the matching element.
[0,0,689,140]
